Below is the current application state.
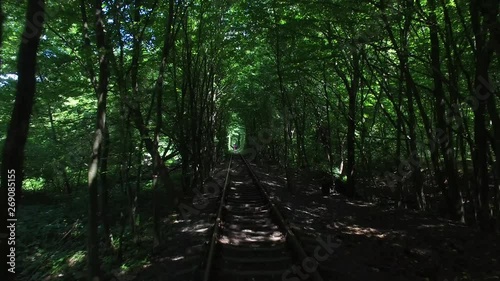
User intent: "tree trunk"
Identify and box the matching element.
[100,127,112,249]
[428,0,464,221]
[47,103,72,195]
[123,0,142,243]
[79,0,96,92]
[323,64,334,180]
[273,7,294,193]
[481,0,500,231]
[87,0,109,279]
[380,0,426,209]
[0,0,44,275]
[346,49,361,197]
[396,66,404,207]
[470,0,496,231]
[0,0,4,60]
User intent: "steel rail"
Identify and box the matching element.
[202,154,233,281]
[239,155,325,281]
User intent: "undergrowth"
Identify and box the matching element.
[17,185,169,281]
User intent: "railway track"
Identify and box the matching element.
[199,154,325,281]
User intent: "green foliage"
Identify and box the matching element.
[23,178,46,191]
[3,0,500,278]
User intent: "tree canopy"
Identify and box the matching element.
[0,0,499,280]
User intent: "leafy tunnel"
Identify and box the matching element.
[0,0,499,280]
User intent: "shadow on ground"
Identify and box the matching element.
[252,163,500,281]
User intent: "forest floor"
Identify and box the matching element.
[128,166,227,281]
[251,161,500,281]
[19,160,499,281]
[128,159,500,281]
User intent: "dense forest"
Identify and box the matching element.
[0,0,499,280]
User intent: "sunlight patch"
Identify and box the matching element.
[417,223,445,229]
[195,227,209,233]
[345,201,375,207]
[67,251,85,266]
[181,223,211,233]
[344,225,387,238]
[171,256,184,261]
[263,180,280,186]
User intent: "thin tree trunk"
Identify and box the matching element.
[380,0,426,209]
[481,0,500,230]
[346,49,361,197]
[470,0,495,231]
[441,0,473,222]
[100,127,112,249]
[428,0,464,221]
[151,0,175,246]
[396,66,404,207]
[273,6,294,192]
[124,0,142,243]
[323,64,334,181]
[47,103,72,194]
[1,0,4,62]
[87,0,109,279]
[135,140,143,199]
[80,0,97,92]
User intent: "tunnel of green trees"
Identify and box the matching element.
[0,0,499,280]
